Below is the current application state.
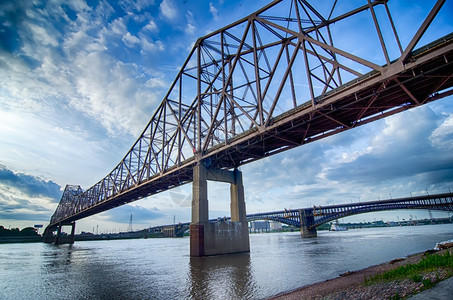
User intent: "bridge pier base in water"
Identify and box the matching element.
[299,210,317,238]
[190,161,250,257]
[44,222,76,245]
[55,222,76,245]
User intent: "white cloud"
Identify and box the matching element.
[1,0,167,139]
[209,2,219,21]
[25,22,59,47]
[109,17,127,35]
[120,0,155,13]
[0,165,62,225]
[184,10,196,35]
[160,0,178,21]
[146,77,167,89]
[430,113,453,150]
[143,20,158,32]
[0,108,119,187]
[140,38,165,52]
[0,0,172,200]
[123,31,141,47]
[71,51,158,136]
[185,23,196,35]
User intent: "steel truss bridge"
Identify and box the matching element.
[46,0,453,232]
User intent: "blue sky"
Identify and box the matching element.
[1,0,452,233]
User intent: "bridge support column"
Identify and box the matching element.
[299,210,317,238]
[43,226,56,243]
[190,161,208,256]
[69,222,76,244]
[54,222,76,245]
[55,224,62,244]
[190,161,250,256]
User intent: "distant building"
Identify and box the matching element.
[270,221,283,231]
[249,221,283,232]
[250,221,270,232]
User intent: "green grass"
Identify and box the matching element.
[364,251,453,285]
[422,278,435,289]
[389,293,401,300]
[410,274,422,282]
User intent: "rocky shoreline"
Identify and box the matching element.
[269,248,453,300]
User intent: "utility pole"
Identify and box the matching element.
[128,214,133,232]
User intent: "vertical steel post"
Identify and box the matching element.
[252,20,264,127]
[197,43,202,153]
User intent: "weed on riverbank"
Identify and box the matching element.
[361,250,453,299]
[272,249,453,300]
[364,251,453,285]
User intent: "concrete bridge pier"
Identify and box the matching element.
[299,209,317,238]
[55,222,76,245]
[190,161,250,256]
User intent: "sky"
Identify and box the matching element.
[1,0,453,234]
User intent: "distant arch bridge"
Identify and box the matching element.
[152,192,453,237]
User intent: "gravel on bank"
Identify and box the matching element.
[269,248,453,300]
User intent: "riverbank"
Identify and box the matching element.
[0,236,43,243]
[270,247,453,300]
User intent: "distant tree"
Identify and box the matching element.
[0,226,39,237]
[20,227,39,236]
[0,225,8,236]
[0,227,18,236]
[10,228,20,236]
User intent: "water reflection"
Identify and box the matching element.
[188,253,257,299]
[41,244,75,268]
[40,243,141,300]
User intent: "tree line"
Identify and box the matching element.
[0,226,39,237]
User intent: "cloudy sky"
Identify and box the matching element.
[1,0,452,233]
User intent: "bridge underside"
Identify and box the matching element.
[206,40,453,169]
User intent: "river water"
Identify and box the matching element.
[1,224,452,300]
